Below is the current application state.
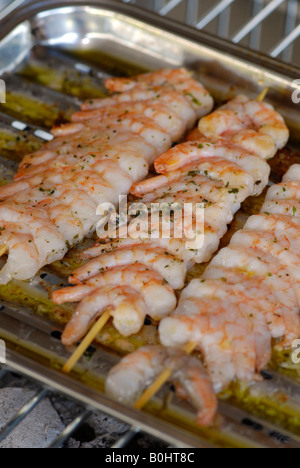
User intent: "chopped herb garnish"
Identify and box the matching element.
[185,92,202,106]
[188,170,199,177]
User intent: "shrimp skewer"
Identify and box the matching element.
[113,166,297,423]
[62,285,148,345]
[160,165,300,395]
[106,346,218,427]
[102,96,293,426]
[16,133,155,183]
[72,101,186,141]
[69,246,187,290]
[0,68,208,285]
[52,115,173,158]
[154,141,274,189]
[131,156,255,198]
[199,95,289,159]
[53,264,177,321]
[105,68,193,92]
[82,68,214,120]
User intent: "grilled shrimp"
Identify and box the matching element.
[136,174,242,239]
[17,150,57,171]
[72,101,186,141]
[61,285,147,345]
[0,231,41,284]
[159,279,271,392]
[165,173,241,204]
[230,230,300,282]
[0,226,66,284]
[265,181,300,202]
[131,157,254,199]
[244,212,300,254]
[53,264,177,321]
[262,199,300,218]
[202,175,300,345]
[204,252,300,347]
[105,68,192,92]
[106,346,168,404]
[16,132,155,183]
[69,245,187,290]
[81,87,210,126]
[104,68,214,117]
[153,141,270,196]
[0,162,133,217]
[83,230,221,268]
[172,355,218,426]
[20,164,131,207]
[159,167,300,396]
[284,164,300,182]
[106,345,217,426]
[51,115,173,157]
[199,95,289,159]
[51,122,85,137]
[18,97,196,182]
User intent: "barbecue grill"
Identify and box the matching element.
[1,0,300,448]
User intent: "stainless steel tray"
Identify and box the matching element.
[1,0,300,448]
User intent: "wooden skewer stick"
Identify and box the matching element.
[134,342,197,410]
[257,88,269,102]
[62,309,111,374]
[0,245,7,257]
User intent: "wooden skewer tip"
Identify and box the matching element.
[62,309,111,374]
[134,342,197,410]
[0,245,7,257]
[257,88,269,102]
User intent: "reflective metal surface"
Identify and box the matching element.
[0,0,300,448]
[1,1,300,137]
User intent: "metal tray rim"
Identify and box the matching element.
[4,348,213,448]
[3,0,300,80]
[1,0,300,448]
